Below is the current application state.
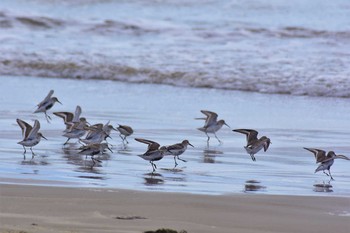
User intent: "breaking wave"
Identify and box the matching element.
[2,56,350,98]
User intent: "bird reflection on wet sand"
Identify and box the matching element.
[313,183,333,193]
[244,180,266,192]
[144,173,164,186]
[203,149,223,163]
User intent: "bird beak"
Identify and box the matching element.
[189,142,194,147]
[107,146,113,153]
[41,134,48,140]
[225,123,230,128]
[335,155,350,160]
[57,100,62,105]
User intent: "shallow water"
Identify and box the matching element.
[0,75,349,196]
[1,0,350,97]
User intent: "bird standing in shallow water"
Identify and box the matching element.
[304,147,350,180]
[233,129,271,161]
[16,119,47,158]
[34,90,62,123]
[164,140,194,167]
[117,124,133,144]
[62,117,89,145]
[135,138,167,172]
[78,143,113,167]
[196,110,230,144]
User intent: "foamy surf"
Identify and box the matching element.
[1,0,350,98]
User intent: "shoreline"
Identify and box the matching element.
[1,184,350,233]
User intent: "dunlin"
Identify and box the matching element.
[16,119,47,158]
[53,105,82,131]
[34,90,62,122]
[81,122,115,145]
[62,117,89,145]
[304,147,350,180]
[164,140,194,167]
[233,129,271,161]
[135,138,167,172]
[196,110,229,143]
[78,143,113,167]
[117,124,133,144]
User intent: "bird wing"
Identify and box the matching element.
[323,154,350,163]
[27,120,40,139]
[37,90,54,107]
[53,112,74,124]
[303,148,326,163]
[16,119,32,139]
[135,138,160,151]
[233,129,259,145]
[200,110,218,127]
[72,105,82,123]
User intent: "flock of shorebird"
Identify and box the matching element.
[16,90,349,180]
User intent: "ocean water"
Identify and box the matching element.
[0,75,350,196]
[1,0,350,97]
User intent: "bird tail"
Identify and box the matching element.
[197,127,206,132]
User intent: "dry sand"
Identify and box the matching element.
[0,184,349,233]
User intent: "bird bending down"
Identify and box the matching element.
[16,119,47,158]
[62,117,89,145]
[78,143,113,167]
[80,122,116,145]
[304,147,350,180]
[233,129,271,161]
[164,140,194,167]
[196,110,230,144]
[135,138,167,172]
[34,90,62,123]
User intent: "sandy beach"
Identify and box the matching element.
[0,184,349,233]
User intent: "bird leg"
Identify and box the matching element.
[174,157,178,167]
[214,132,222,144]
[177,156,187,163]
[150,161,157,172]
[250,154,256,161]
[30,147,35,159]
[328,170,335,181]
[44,112,51,123]
[119,134,126,144]
[22,146,27,155]
[124,136,129,144]
[323,170,330,177]
[63,138,70,145]
[205,132,210,143]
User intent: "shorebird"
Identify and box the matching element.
[164,140,194,167]
[62,117,89,145]
[34,90,62,122]
[196,110,229,144]
[53,105,82,131]
[233,129,271,161]
[78,143,113,167]
[80,122,115,145]
[135,138,167,172]
[16,119,47,158]
[117,124,133,144]
[304,148,350,180]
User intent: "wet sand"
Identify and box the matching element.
[1,184,349,233]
